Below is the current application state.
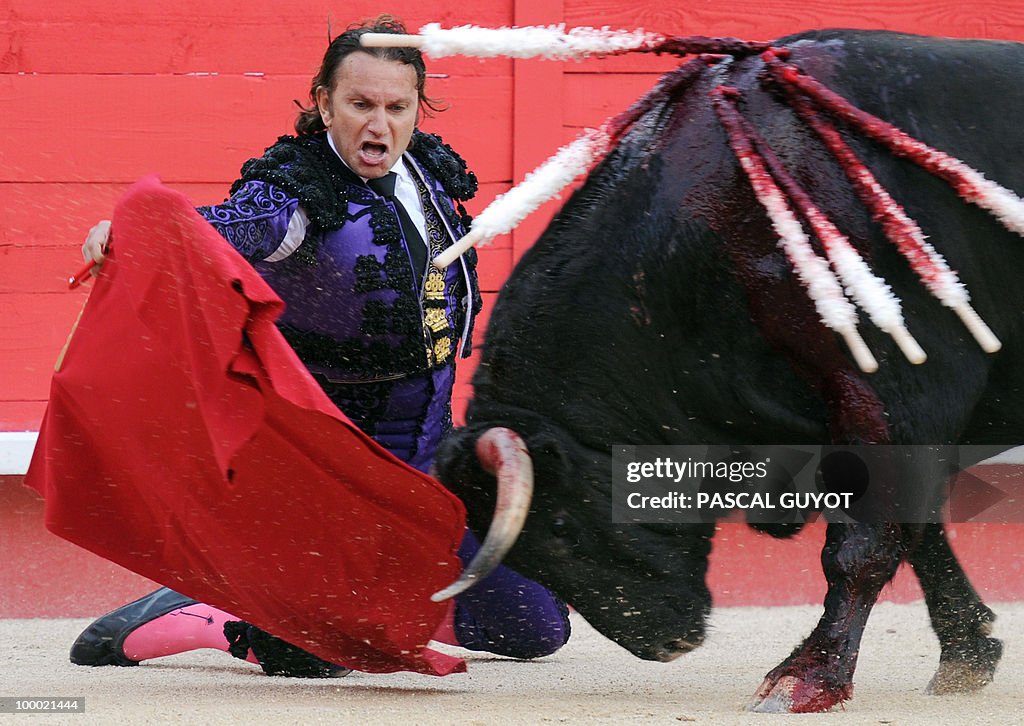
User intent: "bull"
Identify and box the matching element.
[433,29,1023,712]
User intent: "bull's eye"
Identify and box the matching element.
[551,515,572,540]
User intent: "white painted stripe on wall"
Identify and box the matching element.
[0,432,39,475]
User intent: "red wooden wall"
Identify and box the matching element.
[3,1,1024,432]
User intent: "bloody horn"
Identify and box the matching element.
[432,427,534,601]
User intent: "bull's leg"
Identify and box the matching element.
[907,523,1002,694]
[748,522,905,713]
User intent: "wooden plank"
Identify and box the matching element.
[11,0,1018,76]
[562,72,668,129]
[474,240,513,293]
[1,1,515,74]
[0,74,512,184]
[2,246,96,295]
[510,0,566,265]
[463,182,509,216]
[0,182,227,257]
[0,292,85,405]
[425,76,514,184]
[564,0,1024,41]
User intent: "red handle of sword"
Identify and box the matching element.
[68,259,97,290]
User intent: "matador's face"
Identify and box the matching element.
[317,51,418,179]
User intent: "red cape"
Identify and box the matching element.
[25,175,467,676]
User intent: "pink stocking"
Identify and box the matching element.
[121,603,259,664]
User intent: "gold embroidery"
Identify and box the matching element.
[424,270,446,300]
[434,337,453,363]
[425,307,449,333]
[408,158,458,365]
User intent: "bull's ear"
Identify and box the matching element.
[523,429,571,488]
[433,426,489,498]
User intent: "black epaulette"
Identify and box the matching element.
[408,130,479,202]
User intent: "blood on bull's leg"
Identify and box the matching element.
[907,523,1003,694]
[748,522,905,713]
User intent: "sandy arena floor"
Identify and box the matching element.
[2,602,1021,725]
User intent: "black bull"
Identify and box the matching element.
[434,30,1023,712]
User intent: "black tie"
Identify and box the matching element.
[367,172,427,285]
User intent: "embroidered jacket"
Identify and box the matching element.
[198,131,482,382]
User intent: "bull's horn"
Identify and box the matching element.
[431,427,534,601]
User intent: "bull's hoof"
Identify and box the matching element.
[747,675,852,713]
[926,636,1002,695]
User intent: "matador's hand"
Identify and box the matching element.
[82,220,112,267]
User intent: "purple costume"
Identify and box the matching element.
[197,130,570,661]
